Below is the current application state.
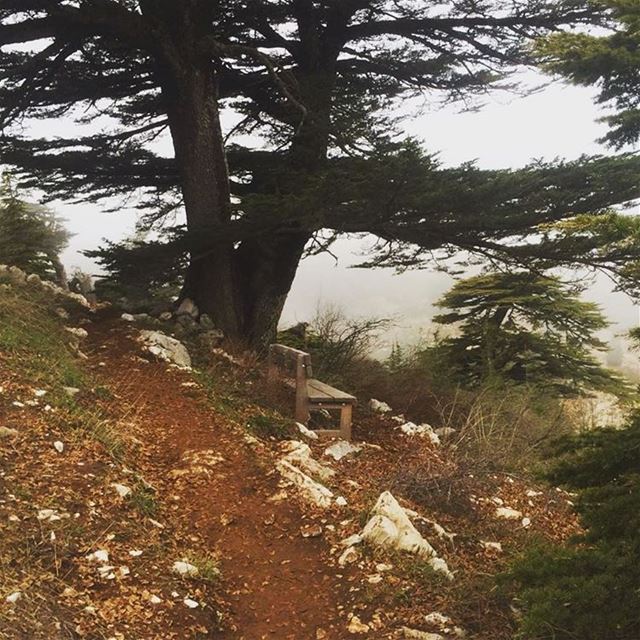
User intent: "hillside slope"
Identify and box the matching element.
[0,270,578,639]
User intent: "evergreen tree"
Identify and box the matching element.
[4,2,640,348]
[0,178,70,287]
[536,0,640,148]
[509,412,640,639]
[432,271,624,396]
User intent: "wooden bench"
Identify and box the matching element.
[267,343,357,440]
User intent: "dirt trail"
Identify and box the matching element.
[86,319,352,640]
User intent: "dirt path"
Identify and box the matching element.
[85,319,352,640]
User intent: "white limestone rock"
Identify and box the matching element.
[112,483,132,498]
[281,441,335,481]
[172,560,199,577]
[87,550,110,564]
[176,298,198,318]
[369,398,392,413]
[400,628,445,640]
[296,422,319,440]
[358,492,453,580]
[399,422,441,444]
[324,440,362,461]
[276,459,334,508]
[347,615,369,634]
[495,507,523,520]
[65,327,88,340]
[139,330,191,369]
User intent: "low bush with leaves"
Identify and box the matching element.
[508,413,640,639]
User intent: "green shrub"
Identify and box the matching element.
[247,412,294,440]
[508,413,640,639]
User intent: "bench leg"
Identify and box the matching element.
[339,404,352,441]
[295,392,309,424]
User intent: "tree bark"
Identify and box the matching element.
[148,2,242,338]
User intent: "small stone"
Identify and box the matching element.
[5,591,21,604]
[172,561,198,577]
[495,507,523,520]
[53,441,64,453]
[87,550,110,564]
[149,594,162,604]
[63,387,80,397]
[34,389,47,397]
[37,509,60,522]
[316,630,328,639]
[121,313,135,322]
[183,598,199,609]
[129,549,143,557]
[522,517,532,528]
[296,422,319,440]
[300,524,323,538]
[111,483,132,498]
[338,546,359,566]
[335,496,348,507]
[347,615,369,634]
[324,440,361,461]
[65,327,88,340]
[480,541,503,553]
[368,398,392,413]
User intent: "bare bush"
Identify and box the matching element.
[436,384,573,472]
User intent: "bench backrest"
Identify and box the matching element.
[268,344,313,383]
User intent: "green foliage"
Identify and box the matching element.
[0,177,69,285]
[536,1,640,148]
[509,413,640,639]
[432,271,625,397]
[0,286,83,390]
[247,412,294,440]
[128,484,158,517]
[86,229,187,307]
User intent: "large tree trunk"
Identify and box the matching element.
[151,5,242,338]
[235,231,311,352]
[154,1,337,350]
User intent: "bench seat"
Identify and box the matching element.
[307,378,356,405]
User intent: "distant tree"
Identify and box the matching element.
[536,0,640,148]
[509,412,640,639]
[0,178,70,287]
[432,271,624,396]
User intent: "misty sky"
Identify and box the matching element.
[48,71,639,347]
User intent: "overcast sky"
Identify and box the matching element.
[49,71,639,347]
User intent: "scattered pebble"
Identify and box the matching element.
[172,561,198,577]
[111,483,132,498]
[87,550,110,564]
